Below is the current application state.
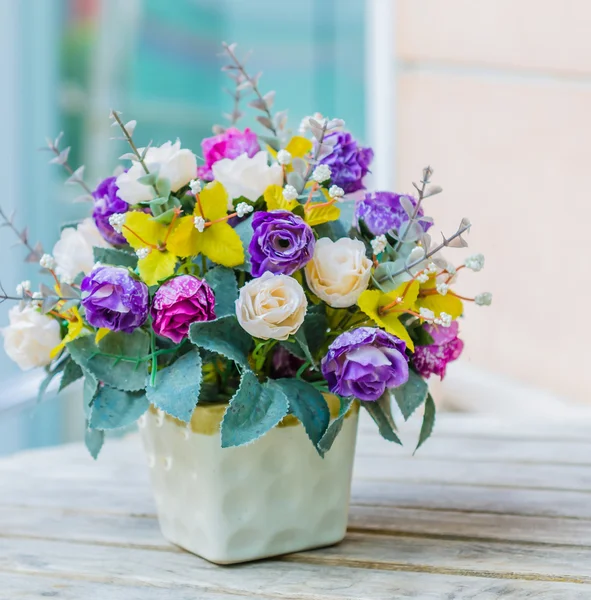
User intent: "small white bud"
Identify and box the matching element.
[39,254,56,270]
[311,164,331,183]
[417,272,430,284]
[427,262,438,274]
[31,291,43,307]
[370,235,388,256]
[276,149,292,166]
[16,280,31,296]
[447,265,457,276]
[236,202,254,218]
[193,216,206,233]
[419,307,435,321]
[475,292,492,306]
[189,179,202,195]
[436,282,449,296]
[465,253,485,272]
[136,247,151,260]
[328,185,345,201]
[108,213,126,233]
[434,312,452,327]
[283,185,299,201]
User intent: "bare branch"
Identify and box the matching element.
[45,134,93,196]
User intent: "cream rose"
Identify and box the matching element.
[116,140,197,204]
[236,272,307,341]
[53,218,109,284]
[305,237,372,308]
[212,151,283,206]
[2,306,62,371]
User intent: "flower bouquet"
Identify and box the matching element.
[1,43,490,564]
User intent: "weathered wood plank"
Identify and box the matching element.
[1,574,255,600]
[1,537,590,600]
[3,505,591,580]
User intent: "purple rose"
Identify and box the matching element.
[92,177,128,245]
[355,192,431,237]
[318,131,373,194]
[412,321,464,379]
[321,327,409,401]
[81,266,149,333]
[198,127,260,180]
[151,275,216,343]
[249,210,315,277]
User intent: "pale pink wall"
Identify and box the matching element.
[394,1,591,403]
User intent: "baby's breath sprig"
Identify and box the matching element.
[42,132,93,200]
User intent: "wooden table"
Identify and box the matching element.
[2,412,591,599]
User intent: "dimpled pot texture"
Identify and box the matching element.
[139,401,359,564]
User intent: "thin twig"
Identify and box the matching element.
[378,221,472,283]
[0,205,43,260]
[222,43,277,136]
[46,142,93,196]
[394,166,432,252]
[110,111,160,197]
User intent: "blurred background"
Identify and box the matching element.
[0,0,586,454]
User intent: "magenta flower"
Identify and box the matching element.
[321,327,409,401]
[412,321,464,379]
[151,275,216,343]
[197,127,260,180]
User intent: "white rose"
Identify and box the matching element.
[236,272,307,341]
[305,238,372,308]
[2,305,62,370]
[212,151,283,207]
[53,218,109,284]
[116,140,197,204]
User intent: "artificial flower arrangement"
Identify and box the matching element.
[1,43,491,460]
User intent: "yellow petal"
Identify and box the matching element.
[357,289,415,352]
[165,215,198,259]
[264,184,298,212]
[417,291,463,320]
[199,223,244,267]
[138,250,177,286]
[122,211,167,250]
[95,328,110,344]
[305,203,340,227]
[197,181,229,221]
[285,136,313,158]
[50,311,85,359]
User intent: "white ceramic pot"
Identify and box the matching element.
[139,400,359,564]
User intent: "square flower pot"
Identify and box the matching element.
[139,402,359,564]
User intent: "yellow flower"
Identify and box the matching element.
[122,211,179,286]
[416,276,463,319]
[264,184,340,227]
[264,184,298,212]
[357,281,420,352]
[50,306,86,360]
[166,181,244,268]
[268,136,313,166]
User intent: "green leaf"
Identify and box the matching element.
[394,370,429,421]
[221,371,289,447]
[269,378,330,447]
[146,349,202,422]
[84,423,104,459]
[93,247,138,269]
[415,393,436,453]
[152,207,178,225]
[89,385,149,430]
[189,315,252,368]
[67,330,150,392]
[156,176,172,199]
[38,360,67,403]
[281,310,327,364]
[204,267,239,317]
[317,397,354,457]
[362,394,402,444]
[137,173,158,186]
[82,371,99,418]
[59,358,83,392]
[234,217,254,270]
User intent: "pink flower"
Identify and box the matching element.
[412,321,464,379]
[151,276,216,343]
[198,127,260,180]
